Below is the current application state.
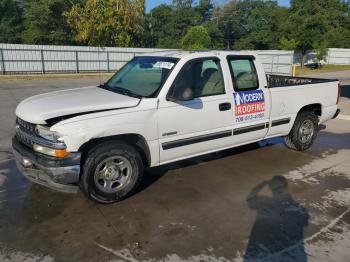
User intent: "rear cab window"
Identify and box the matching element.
[227,56,266,124]
[227,56,259,92]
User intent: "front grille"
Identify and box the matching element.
[16,117,36,135]
[15,117,36,147]
[15,117,67,150]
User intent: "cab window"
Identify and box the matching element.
[228,58,259,91]
[171,58,225,98]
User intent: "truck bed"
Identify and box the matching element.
[267,74,338,88]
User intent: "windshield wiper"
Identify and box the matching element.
[99,82,142,99]
[111,86,143,99]
[98,83,143,98]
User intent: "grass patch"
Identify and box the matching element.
[296,64,350,76]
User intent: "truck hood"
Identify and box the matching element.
[16,86,140,124]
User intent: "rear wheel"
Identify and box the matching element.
[80,141,143,204]
[284,111,319,151]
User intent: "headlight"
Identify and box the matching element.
[34,125,69,158]
[35,125,64,142]
[33,144,70,158]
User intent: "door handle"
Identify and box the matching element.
[219,103,231,111]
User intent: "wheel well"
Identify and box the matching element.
[298,103,322,117]
[79,134,151,167]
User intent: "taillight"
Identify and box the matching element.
[337,83,340,104]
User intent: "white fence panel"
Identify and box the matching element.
[327,48,350,65]
[257,50,293,76]
[0,43,293,75]
[294,48,350,65]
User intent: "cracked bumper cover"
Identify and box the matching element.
[12,137,81,193]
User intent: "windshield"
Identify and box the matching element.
[106,56,179,98]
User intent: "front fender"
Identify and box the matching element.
[50,105,159,166]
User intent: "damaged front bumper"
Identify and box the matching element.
[12,137,81,194]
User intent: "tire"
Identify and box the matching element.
[284,111,319,151]
[79,141,143,204]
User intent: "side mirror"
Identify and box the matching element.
[168,87,194,102]
[181,87,194,101]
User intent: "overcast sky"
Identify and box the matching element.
[146,0,290,12]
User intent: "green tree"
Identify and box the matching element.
[0,0,24,43]
[22,0,77,45]
[145,0,216,49]
[170,6,202,47]
[283,0,350,64]
[313,41,328,64]
[196,0,214,23]
[149,4,201,48]
[213,1,241,49]
[147,4,174,48]
[65,0,145,47]
[214,0,287,50]
[279,37,298,50]
[181,25,211,49]
[203,20,224,49]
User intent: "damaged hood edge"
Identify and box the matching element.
[16,86,141,125]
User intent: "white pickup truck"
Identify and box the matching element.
[13,51,340,203]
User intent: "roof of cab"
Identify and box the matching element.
[137,50,258,59]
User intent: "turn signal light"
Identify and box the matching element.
[54,149,71,158]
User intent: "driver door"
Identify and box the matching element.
[158,57,234,164]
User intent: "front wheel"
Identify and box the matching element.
[80,141,143,204]
[284,111,319,151]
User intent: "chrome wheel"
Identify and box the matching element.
[298,119,314,144]
[94,156,133,193]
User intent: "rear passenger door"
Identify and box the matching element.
[227,55,271,143]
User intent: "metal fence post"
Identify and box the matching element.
[0,48,5,75]
[75,51,79,73]
[40,49,46,74]
[106,51,110,72]
[270,56,274,74]
[291,52,294,76]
